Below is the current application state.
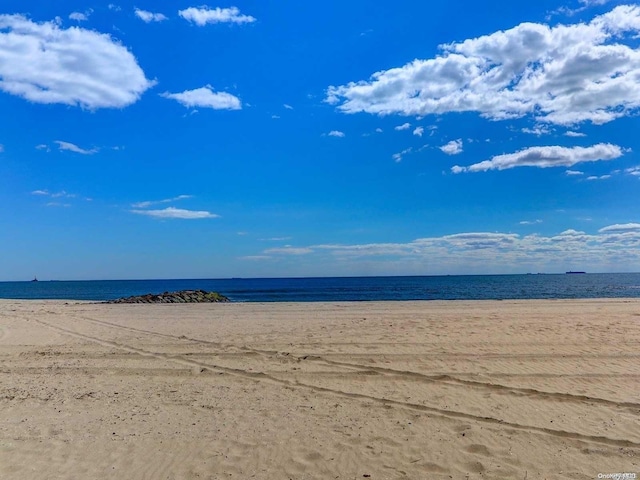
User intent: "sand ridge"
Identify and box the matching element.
[0,299,639,479]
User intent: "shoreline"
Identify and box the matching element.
[1,299,638,479]
[4,295,640,301]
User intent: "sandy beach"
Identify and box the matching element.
[0,299,638,479]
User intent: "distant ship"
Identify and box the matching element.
[566,271,586,274]
[31,276,38,282]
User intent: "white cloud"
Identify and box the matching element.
[453,143,623,173]
[108,4,122,12]
[625,166,640,177]
[564,131,587,137]
[566,169,584,175]
[440,139,463,155]
[392,147,413,163]
[51,191,75,198]
[283,104,293,110]
[264,246,313,255]
[375,128,383,133]
[0,144,4,153]
[0,15,154,109]
[327,130,345,137]
[161,85,241,110]
[551,0,611,18]
[260,237,292,241]
[256,224,640,273]
[33,189,76,200]
[522,125,551,136]
[394,122,411,131]
[413,126,424,137]
[35,144,50,152]
[241,255,272,261]
[178,6,255,26]
[69,12,89,22]
[135,9,168,23]
[131,207,219,219]
[520,219,543,225]
[326,5,640,126]
[55,141,98,155]
[598,223,640,233]
[131,195,193,209]
[586,174,612,180]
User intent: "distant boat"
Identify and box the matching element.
[31,276,38,282]
[566,271,586,274]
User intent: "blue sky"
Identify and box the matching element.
[2,0,640,280]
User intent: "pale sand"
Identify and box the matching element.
[0,299,639,479]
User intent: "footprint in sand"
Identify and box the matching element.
[465,444,491,456]
[465,460,486,474]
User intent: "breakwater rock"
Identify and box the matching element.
[107,290,230,304]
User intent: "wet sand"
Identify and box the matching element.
[0,299,639,479]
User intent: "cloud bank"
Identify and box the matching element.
[326,5,640,126]
[257,225,640,273]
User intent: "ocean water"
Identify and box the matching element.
[1,273,640,302]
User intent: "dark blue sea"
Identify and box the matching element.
[1,274,640,302]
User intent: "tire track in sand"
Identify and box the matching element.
[23,313,640,450]
[69,313,640,412]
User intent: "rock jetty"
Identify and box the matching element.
[107,290,230,304]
